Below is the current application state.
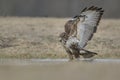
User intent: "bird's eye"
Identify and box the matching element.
[73,16,77,18]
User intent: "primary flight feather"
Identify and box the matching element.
[76,6,104,48]
[59,6,104,60]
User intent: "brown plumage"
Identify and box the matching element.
[59,6,104,61]
[64,18,80,37]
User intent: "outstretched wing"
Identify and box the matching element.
[77,6,104,48]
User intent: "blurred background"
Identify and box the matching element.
[0,1,120,80]
[0,0,119,18]
[0,0,120,59]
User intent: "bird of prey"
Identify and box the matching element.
[59,6,104,60]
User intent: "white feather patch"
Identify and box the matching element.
[65,37,80,48]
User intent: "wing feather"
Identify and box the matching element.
[77,6,104,48]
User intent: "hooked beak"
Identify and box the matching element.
[73,15,80,18]
[79,15,85,17]
[74,15,85,18]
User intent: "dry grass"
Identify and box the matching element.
[0,17,120,59]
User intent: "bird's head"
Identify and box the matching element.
[74,15,86,22]
[72,15,80,24]
[74,15,80,21]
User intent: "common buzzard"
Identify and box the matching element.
[59,6,104,60]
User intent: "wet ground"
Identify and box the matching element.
[0,59,120,65]
[0,59,120,80]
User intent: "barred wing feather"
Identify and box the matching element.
[77,6,104,48]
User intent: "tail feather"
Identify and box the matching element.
[80,49,97,58]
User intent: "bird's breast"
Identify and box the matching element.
[65,37,79,49]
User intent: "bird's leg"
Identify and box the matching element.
[68,53,74,61]
[74,53,80,60]
[65,49,73,61]
[73,50,80,60]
